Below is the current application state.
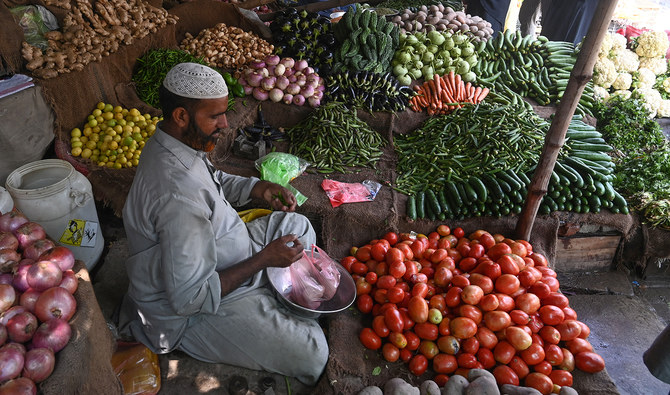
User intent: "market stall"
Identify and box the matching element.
[1,0,670,393]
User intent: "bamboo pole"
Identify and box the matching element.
[515,0,619,241]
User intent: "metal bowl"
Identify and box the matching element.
[267,260,356,319]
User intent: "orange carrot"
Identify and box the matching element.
[476,87,490,102]
[472,87,482,102]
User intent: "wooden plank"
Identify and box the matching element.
[554,235,621,272]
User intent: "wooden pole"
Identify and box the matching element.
[515,0,619,241]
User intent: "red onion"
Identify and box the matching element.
[0,248,20,273]
[27,261,62,292]
[34,287,76,322]
[0,211,28,234]
[13,222,46,251]
[295,59,308,71]
[0,377,37,395]
[261,76,276,91]
[11,260,33,293]
[59,270,78,294]
[282,94,293,105]
[6,311,37,343]
[22,348,55,383]
[268,88,284,103]
[252,87,269,101]
[265,54,280,66]
[293,94,306,106]
[308,96,321,108]
[19,289,41,313]
[274,63,286,76]
[0,306,27,326]
[2,341,25,355]
[0,345,24,381]
[30,318,71,353]
[0,323,6,346]
[247,72,263,87]
[280,57,295,69]
[0,232,19,251]
[22,239,55,261]
[0,284,16,314]
[38,246,74,271]
[0,273,12,285]
[286,83,300,96]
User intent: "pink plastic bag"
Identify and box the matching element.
[288,245,341,309]
[321,179,382,208]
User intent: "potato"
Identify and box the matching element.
[442,375,469,395]
[357,386,383,395]
[559,387,579,395]
[385,378,419,395]
[500,384,543,395]
[465,377,499,395]
[468,368,496,383]
[420,380,441,395]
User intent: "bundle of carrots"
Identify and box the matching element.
[408,71,490,115]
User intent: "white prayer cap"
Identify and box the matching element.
[163,63,228,99]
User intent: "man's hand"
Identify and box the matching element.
[260,234,304,268]
[252,181,297,211]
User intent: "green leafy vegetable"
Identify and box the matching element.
[372,366,382,376]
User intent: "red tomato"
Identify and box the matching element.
[453,227,465,239]
[409,354,429,376]
[477,347,496,369]
[556,320,582,341]
[384,232,399,246]
[529,281,552,299]
[437,225,451,236]
[495,293,516,312]
[404,330,420,350]
[403,261,419,281]
[484,310,512,332]
[528,313,545,333]
[450,317,478,339]
[479,233,496,250]
[566,337,593,354]
[375,261,389,277]
[400,348,412,363]
[541,292,569,308]
[518,269,538,288]
[399,309,415,331]
[539,325,561,345]
[539,305,565,326]
[493,365,520,385]
[386,286,405,304]
[371,243,388,262]
[510,242,528,258]
[516,293,541,314]
[476,327,499,349]
[414,322,439,341]
[382,343,400,362]
[577,321,591,339]
[419,340,440,359]
[429,294,447,313]
[506,326,533,351]
[558,348,575,372]
[495,274,521,294]
[533,360,552,376]
[359,328,381,350]
[408,295,429,324]
[493,340,516,365]
[396,244,414,261]
[528,252,548,267]
[437,257,456,271]
[438,318,451,336]
[479,294,500,312]
[373,288,388,304]
[437,335,460,355]
[468,243,486,259]
[458,256,477,272]
[541,276,560,292]
[433,353,458,374]
[351,262,369,276]
[372,315,390,338]
[461,336,480,354]
[341,256,357,272]
[549,369,573,387]
[480,261,502,281]
[356,294,373,314]
[411,240,427,260]
[525,372,553,395]
[521,343,546,366]
[356,246,372,262]
[377,275,396,290]
[430,248,449,264]
[510,309,530,325]
[452,274,470,288]
[544,343,564,366]
[488,243,513,261]
[457,352,478,368]
[389,260,407,279]
[364,271,378,285]
[468,273,494,295]
[445,287,463,307]
[434,374,449,387]
[459,304,483,325]
[563,307,578,321]
[384,307,405,333]
[461,284,484,305]
[356,278,372,295]
[509,355,530,379]
[411,282,430,298]
[498,254,521,275]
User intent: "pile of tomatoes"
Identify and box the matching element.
[342,225,605,395]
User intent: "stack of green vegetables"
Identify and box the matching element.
[285,102,386,173]
[391,31,482,85]
[594,97,670,228]
[395,103,626,220]
[473,30,596,117]
[332,7,399,74]
[376,0,463,13]
[323,70,414,112]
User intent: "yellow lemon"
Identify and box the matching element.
[92,109,102,117]
[104,103,113,112]
[97,102,106,110]
[71,147,82,156]
[81,148,92,159]
[71,128,82,138]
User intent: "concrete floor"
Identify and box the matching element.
[92,203,670,395]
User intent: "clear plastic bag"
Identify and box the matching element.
[321,179,382,207]
[288,245,341,309]
[111,342,161,395]
[255,152,309,206]
[9,5,59,50]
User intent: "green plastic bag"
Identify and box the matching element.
[10,5,59,50]
[255,152,309,206]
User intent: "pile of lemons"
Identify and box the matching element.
[69,102,161,169]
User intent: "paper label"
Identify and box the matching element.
[59,219,98,247]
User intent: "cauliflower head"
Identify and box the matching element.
[635,67,657,89]
[592,85,610,102]
[593,57,618,88]
[609,89,632,101]
[610,48,639,72]
[635,30,670,58]
[633,87,662,117]
[612,72,633,90]
[612,33,628,51]
[658,99,670,118]
[599,33,628,58]
[638,57,668,75]
[663,77,670,94]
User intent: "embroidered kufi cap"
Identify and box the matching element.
[163,63,228,99]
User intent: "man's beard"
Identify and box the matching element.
[183,116,221,152]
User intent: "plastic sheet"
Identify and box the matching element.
[321,179,382,208]
[111,342,161,395]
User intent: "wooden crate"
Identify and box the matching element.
[554,235,621,272]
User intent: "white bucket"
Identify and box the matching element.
[5,159,104,270]
[0,186,13,214]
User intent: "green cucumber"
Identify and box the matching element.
[469,177,488,202]
[498,171,521,191]
[407,195,417,220]
[445,181,463,208]
[416,191,425,219]
[482,174,504,200]
[426,189,441,217]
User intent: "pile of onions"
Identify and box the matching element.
[237,54,326,108]
[0,210,77,390]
